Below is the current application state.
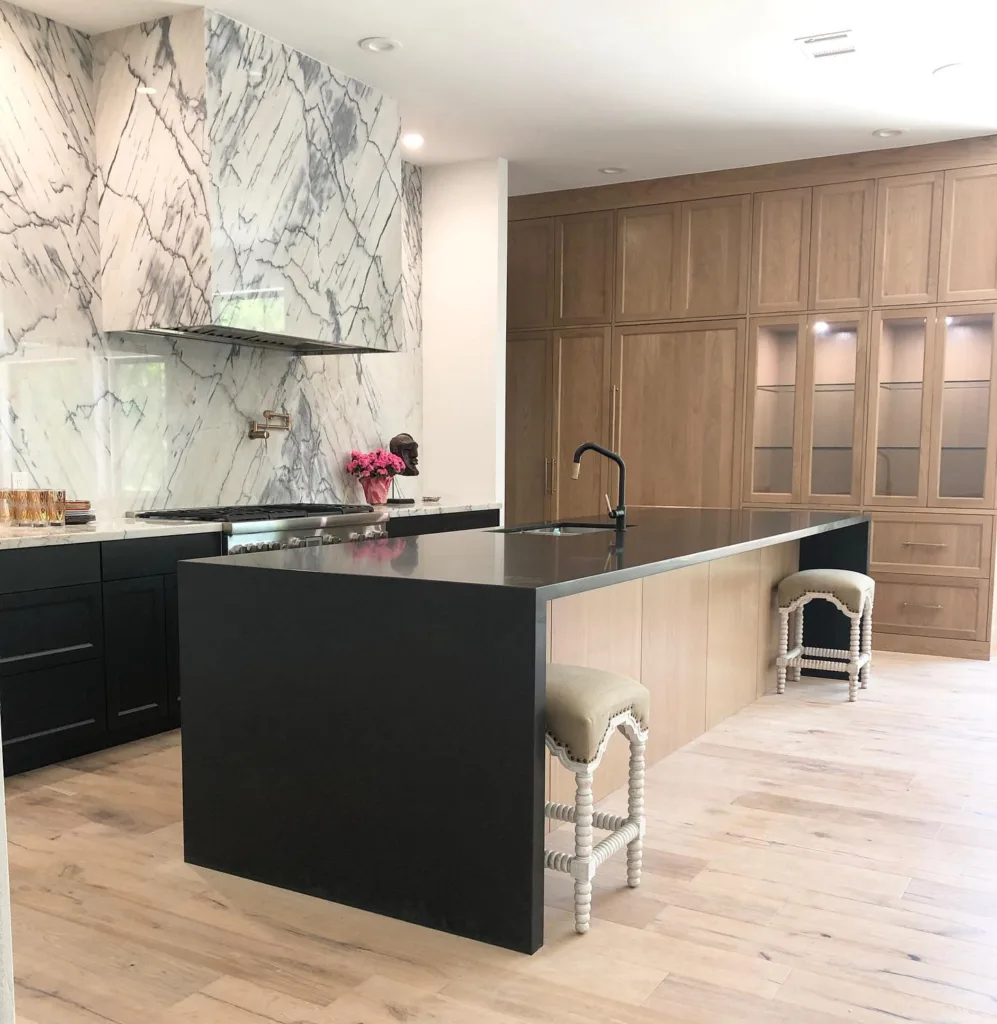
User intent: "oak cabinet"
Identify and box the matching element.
[743,316,807,504]
[865,310,936,507]
[869,514,993,578]
[616,203,681,322]
[927,305,997,508]
[801,313,868,506]
[676,194,750,317]
[809,180,875,310]
[554,211,615,326]
[871,574,989,641]
[750,187,811,313]
[939,165,997,302]
[873,172,943,306]
[551,328,613,518]
[505,332,551,526]
[507,219,554,330]
[614,321,744,507]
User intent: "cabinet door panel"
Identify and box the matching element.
[927,304,997,508]
[103,576,168,731]
[0,584,102,676]
[743,316,807,504]
[552,329,612,518]
[616,203,681,321]
[616,321,744,507]
[165,573,180,725]
[750,188,811,313]
[555,211,614,325]
[939,165,997,302]
[801,313,868,507]
[864,309,935,507]
[873,172,942,306]
[507,219,554,330]
[809,180,875,309]
[505,333,551,527]
[677,195,750,317]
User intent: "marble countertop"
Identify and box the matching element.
[0,501,502,551]
[192,507,868,600]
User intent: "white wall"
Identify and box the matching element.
[421,159,508,507]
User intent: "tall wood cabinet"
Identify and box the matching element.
[507,137,997,658]
[613,322,744,507]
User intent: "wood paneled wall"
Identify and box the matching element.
[507,135,997,659]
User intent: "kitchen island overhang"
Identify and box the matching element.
[178,508,869,954]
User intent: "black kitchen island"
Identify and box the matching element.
[178,507,868,954]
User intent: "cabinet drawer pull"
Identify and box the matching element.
[544,458,551,494]
[901,541,948,548]
[610,385,619,448]
[902,602,942,611]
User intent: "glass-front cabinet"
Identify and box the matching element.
[865,310,935,506]
[801,314,867,505]
[928,305,997,507]
[744,316,806,503]
[744,313,867,506]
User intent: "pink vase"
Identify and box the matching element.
[360,476,392,506]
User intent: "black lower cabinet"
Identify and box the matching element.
[102,575,169,733]
[1,661,107,775]
[386,508,500,538]
[165,574,181,726]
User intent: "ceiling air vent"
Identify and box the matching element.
[796,30,855,60]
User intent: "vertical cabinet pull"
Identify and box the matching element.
[610,385,620,448]
[544,458,551,494]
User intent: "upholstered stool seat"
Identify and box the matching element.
[544,664,650,934]
[776,568,875,701]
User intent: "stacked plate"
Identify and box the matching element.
[65,499,95,526]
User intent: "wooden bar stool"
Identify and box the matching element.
[544,664,650,934]
[775,569,875,701]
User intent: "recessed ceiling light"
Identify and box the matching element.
[872,128,903,138]
[358,37,401,53]
[136,85,156,95]
[813,321,829,334]
[599,167,626,176]
[402,132,424,150]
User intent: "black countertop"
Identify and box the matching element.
[192,507,868,599]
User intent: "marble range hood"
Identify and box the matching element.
[94,9,403,355]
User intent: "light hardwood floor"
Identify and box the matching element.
[7,651,997,1023]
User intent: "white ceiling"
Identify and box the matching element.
[18,0,997,195]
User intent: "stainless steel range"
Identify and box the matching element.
[133,503,388,554]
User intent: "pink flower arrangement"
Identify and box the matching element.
[346,448,406,480]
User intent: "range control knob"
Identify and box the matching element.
[229,544,244,554]
[321,534,336,544]
[287,537,303,548]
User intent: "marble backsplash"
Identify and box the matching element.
[0,3,422,517]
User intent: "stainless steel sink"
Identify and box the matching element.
[502,522,620,536]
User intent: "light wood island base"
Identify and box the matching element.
[547,541,799,805]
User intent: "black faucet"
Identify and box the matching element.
[571,441,627,530]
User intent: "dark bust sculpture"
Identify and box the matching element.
[389,433,419,476]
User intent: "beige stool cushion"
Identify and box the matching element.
[778,568,875,615]
[546,664,650,764]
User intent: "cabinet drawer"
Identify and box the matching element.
[101,532,221,581]
[0,543,100,595]
[0,584,103,676]
[870,515,993,577]
[871,573,989,640]
[1,659,106,770]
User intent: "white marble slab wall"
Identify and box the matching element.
[0,3,422,517]
[206,12,403,352]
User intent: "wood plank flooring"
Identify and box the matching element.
[7,651,997,1023]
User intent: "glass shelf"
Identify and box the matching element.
[880,380,923,391]
[756,383,796,393]
[943,379,989,389]
[754,446,793,450]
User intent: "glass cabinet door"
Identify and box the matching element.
[744,316,805,502]
[802,314,867,505]
[929,306,997,507]
[865,310,934,506]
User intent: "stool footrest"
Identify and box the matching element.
[592,821,641,867]
[544,801,628,832]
